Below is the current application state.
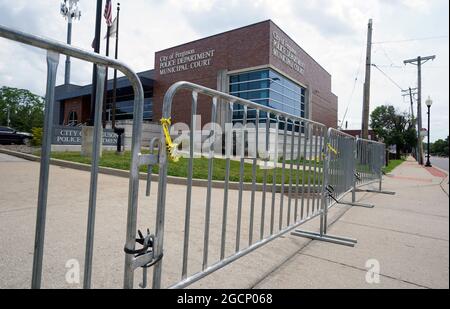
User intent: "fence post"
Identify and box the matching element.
[378,144,384,191]
[31,51,60,289]
[352,139,358,203]
[319,129,330,236]
[83,65,106,289]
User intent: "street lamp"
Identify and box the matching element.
[60,0,81,85]
[425,96,433,167]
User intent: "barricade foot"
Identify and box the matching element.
[358,189,396,195]
[339,201,375,208]
[291,230,357,247]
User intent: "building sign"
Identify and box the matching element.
[159,48,215,75]
[272,31,305,75]
[52,126,119,146]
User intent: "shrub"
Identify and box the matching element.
[31,127,43,146]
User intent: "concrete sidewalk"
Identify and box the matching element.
[254,157,449,289]
[0,155,448,289]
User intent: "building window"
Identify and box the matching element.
[229,69,307,123]
[67,111,78,126]
[106,98,153,121]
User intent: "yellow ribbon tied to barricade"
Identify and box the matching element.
[327,143,339,156]
[160,117,180,162]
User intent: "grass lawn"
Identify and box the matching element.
[383,158,406,174]
[44,151,322,185]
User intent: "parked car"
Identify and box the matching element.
[0,126,33,145]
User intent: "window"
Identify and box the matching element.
[67,111,78,126]
[106,98,153,121]
[0,126,14,132]
[229,69,307,123]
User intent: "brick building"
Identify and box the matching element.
[54,20,338,135]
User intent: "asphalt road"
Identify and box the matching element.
[430,156,449,172]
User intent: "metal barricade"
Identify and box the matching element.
[295,132,395,246]
[140,81,328,289]
[0,24,145,289]
[354,138,395,195]
[295,129,360,246]
[1,24,394,289]
[355,138,385,189]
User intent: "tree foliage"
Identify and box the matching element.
[427,136,449,157]
[370,105,417,158]
[0,86,45,132]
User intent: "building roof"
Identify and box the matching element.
[55,69,154,101]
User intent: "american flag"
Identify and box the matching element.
[104,0,113,27]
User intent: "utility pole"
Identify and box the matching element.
[404,55,436,165]
[361,19,373,140]
[402,87,418,159]
[402,87,418,122]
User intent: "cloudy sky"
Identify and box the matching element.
[0,0,448,141]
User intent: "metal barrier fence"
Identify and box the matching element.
[1,24,393,289]
[294,129,390,246]
[355,138,386,191]
[140,82,393,289]
[144,81,329,289]
[0,24,145,289]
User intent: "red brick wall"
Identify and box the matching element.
[63,98,83,125]
[152,20,338,128]
[153,21,270,126]
[269,22,338,128]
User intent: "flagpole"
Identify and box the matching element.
[103,21,111,129]
[89,0,103,126]
[112,2,120,129]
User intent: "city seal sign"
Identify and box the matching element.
[52,126,119,146]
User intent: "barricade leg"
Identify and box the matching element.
[83,65,106,289]
[31,51,59,289]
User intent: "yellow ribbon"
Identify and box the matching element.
[160,117,179,162]
[327,143,339,156]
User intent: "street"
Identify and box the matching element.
[430,156,449,172]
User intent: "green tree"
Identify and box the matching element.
[370,105,417,159]
[0,86,44,132]
[430,136,449,157]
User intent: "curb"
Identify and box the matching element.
[0,148,320,194]
[430,164,449,197]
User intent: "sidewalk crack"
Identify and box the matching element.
[340,220,449,242]
[299,253,432,289]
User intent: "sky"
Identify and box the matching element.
[0,0,448,142]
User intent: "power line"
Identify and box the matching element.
[365,64,448,69]
[372,63,404,90]
[373,35,448,44]
[378,44,396,67]
[341,43,365,127]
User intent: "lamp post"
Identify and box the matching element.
[60,0,81,85]
[425,96,433,167]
